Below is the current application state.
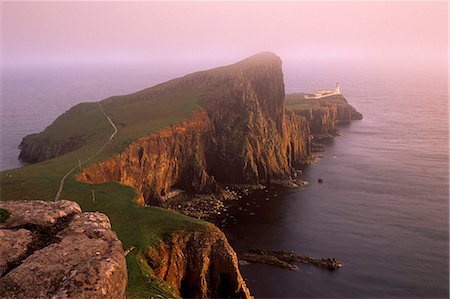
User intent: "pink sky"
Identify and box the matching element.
[1,1,448,70]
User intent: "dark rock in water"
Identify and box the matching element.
[311,142,326,152]
[0,200,127,298]
[242,251,299,271]
[243,249,341,271]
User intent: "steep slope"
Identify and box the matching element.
[145,226,251,298]
[76,53,311,204]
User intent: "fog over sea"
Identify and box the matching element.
[1,62,448,298]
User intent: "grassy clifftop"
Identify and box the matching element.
[286,93,350,111]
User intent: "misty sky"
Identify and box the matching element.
[1,1,448,71]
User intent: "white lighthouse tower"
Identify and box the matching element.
[335,82,341,94]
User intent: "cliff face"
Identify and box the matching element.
[18,102,98,163]
[145,226,251,299]
[202,55,309,185]
[0,200,127,299]
[18,133,84,163]
[335,101,363,123]
[77,112,215,205]
[295,106,340,138]
[285,111,311,169]
[77,53,311,204]
[288,94,362,138]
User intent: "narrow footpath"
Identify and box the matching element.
[54,102,118,201]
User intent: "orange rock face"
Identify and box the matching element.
[78,112,215,205]
[145,226,252,299]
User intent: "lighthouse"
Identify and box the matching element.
[335,82,341,94]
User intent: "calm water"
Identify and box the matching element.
[1,63,448,298]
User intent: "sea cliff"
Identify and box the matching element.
[76,53,312,205]
[146,225,251,298]
[286,93,362,138]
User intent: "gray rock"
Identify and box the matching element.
[0,229,33,275]
[0,200,81,228]
[0,200,127,299]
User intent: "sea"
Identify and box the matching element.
[1,61,448,298]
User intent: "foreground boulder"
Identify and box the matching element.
[0,200,127,299]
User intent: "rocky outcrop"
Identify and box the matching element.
[335,100,363,123]
[294,106,340,138]
[0,200,127,299]
[145,225,251,299]
[289,94,362,138]
[77,53,311,204]
[285,111,311,169]
[18,134,85,163]
[242,249,341,271]
[18,102,94,163]
[320,94,362,123]
[19,134,82,163]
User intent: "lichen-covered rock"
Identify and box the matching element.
[145,225,252,299]
[0,200,127,299]
[0,200,81,228]
[0,229,33,276]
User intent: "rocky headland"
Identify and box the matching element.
[74,53,312,207]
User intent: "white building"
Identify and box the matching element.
[304,83,341,99]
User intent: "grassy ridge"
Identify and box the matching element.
[286,93,348,112]
[0,84,209,297]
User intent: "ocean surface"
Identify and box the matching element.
[1,62,448,298]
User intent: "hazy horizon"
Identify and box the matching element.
[1,1,448,74]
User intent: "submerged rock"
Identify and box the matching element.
[242,249,341,271]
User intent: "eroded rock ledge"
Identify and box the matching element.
[0,200,127,299]
[145,225,251,299]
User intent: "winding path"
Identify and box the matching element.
[54,102,118,201]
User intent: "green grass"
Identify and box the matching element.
[0,82,213,297]
[0,208,10,223]
[286,93,320,110]
[286,93,347,112]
